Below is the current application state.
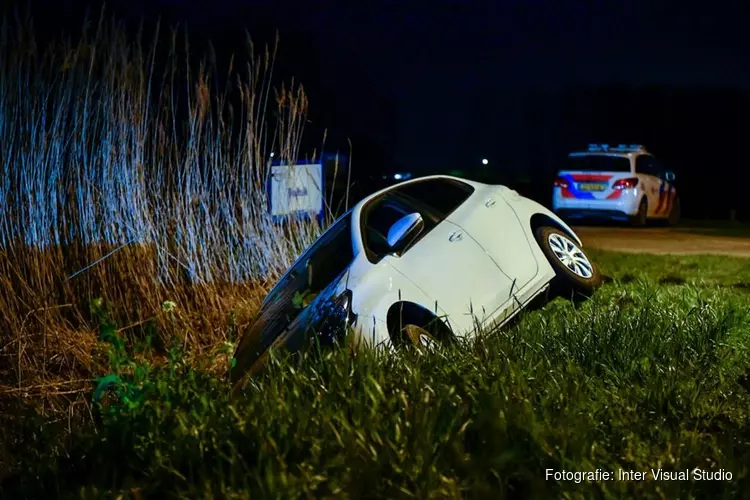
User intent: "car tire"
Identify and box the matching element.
[388,303,455,350]
[535,226,602,298]
[667,196,681,226]
[631,198,648,227]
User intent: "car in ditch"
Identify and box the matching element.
[552,144,680,226]
[230,175,602,391]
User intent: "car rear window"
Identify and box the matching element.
[567,155,631,172]
[262,213,354,307]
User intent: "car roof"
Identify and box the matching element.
[351,174,486,212]
[569,144,651,158]
[344,174,488,262]
[568,151,638,158]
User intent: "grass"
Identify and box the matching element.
[2,250,750,499]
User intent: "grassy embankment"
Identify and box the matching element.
[5,250,750,499]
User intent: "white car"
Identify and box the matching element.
[552,144,680,226]
[231,175,601,389]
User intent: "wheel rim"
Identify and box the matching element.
[547,233,594,279]
[403,325,437,351]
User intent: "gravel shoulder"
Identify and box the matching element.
[572,226,750,258]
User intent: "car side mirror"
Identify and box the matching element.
[665,171,676,182]
[387,212,424,254]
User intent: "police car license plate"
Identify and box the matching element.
[578,182,606,192]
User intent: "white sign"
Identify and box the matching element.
[268,163,324,218]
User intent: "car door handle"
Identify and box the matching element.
[449,231,463,242]
[485,197,496,207]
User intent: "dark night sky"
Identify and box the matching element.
[289,2,750,142]
[10,0,750,216]
[221,1,750,170]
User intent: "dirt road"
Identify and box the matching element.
[572,226,750,258]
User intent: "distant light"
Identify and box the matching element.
[394,173,403,180]
[270,152,275,157]
[481,158,488,165]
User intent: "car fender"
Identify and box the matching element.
[349,261,444,350]
[497,187,583,247]
[535,204,584,247]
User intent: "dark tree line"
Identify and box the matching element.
[459,84,750,220]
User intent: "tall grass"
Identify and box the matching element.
[0,11,324,403]
[4,278,750,498]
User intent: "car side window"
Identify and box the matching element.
[390,178,474,222]
[651,159,667,180]
[364,195,410,259]
[635,155,656,176]
[305,216,355,290]
[361,193,440,263]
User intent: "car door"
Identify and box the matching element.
[443,185,539,293]
[651,159,675,217]
[360,190,512,335]
[388,178,536,306]
[635,154,661,215]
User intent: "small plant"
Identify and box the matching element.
[90,298,153,411]
[161,300,177,314]
[292,289,318,309]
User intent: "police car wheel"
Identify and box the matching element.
[535,226,602,299]
[667,196,681,226]
[632,198,648,227]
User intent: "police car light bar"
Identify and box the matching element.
[587,144,645,152]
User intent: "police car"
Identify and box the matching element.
[552,144,680,225]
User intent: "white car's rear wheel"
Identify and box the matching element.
[535,226,602,298]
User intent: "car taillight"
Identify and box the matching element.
[312,289,357,347]
[553,177,569,188]
[612,177,639,190]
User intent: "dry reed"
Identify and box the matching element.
[0,9,328,416]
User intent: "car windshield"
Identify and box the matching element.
[567,155,631,172]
